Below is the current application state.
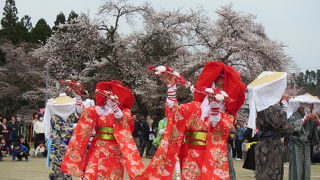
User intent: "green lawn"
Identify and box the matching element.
[0,157,319,179]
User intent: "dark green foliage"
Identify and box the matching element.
[19,15,32,31]
[67,10,78,23]
[52,12,66,31]
[290,70,320,96]
[16,15,32,42]
[0,0,20,43]
[1,0,18,29]
[30,18,52,44]
[0,1,34,43]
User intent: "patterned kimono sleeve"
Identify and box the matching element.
[265,105,294,137]
[201,113,235,180]
[211,113,234,133]
[165,104,173,118]
[178,103,192,120]
[288,112,304,132]
[137,103,189,180]
[61,108,96,178]
[114,108,145,179]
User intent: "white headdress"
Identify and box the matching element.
[287,93,320,119]
[247,72,287,134]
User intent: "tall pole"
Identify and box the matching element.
[44,65,49,107]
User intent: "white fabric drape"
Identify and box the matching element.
[287,94,320,119]
[44,93,76,139]
[247,72,287,134]
[83,99,95,108]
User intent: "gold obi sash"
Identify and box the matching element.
[184,131,208,149]
[95,127,115,141]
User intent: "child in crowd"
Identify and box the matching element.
[35,142,47,158]
[18,136,30,154]
[12,142,29,161]
[0,138,9,160]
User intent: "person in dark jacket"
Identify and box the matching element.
[146,116,157,158]
[7,116,20,147]
[243,128,259,171]
[12,142,29,161]
[140,115,156,158]
[132,114,142,154]
[0,117,9,141]
[235,122,246,160]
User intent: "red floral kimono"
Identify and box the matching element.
[61,106,144,180]
[137,62,244,180]
[138,101,234,180]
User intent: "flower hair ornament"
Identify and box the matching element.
[149,65,191,87]
[94,89,120,105]
[190,86,232,103]
[59,80,89,96]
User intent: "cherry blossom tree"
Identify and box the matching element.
[0,41,45,116]
[34,1,291,118]
[193,4,291,82]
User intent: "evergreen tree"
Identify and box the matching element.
[67,10,78,23]
[317,70,320,84]
[292,70,320,96]
[19,15,32,31]
[17,15,32,41]
[0,0,20,43]
[30,18,52,44]
[0,0,18,28]
[52,12,66,31]
[305,70,310,83]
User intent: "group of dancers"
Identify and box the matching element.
[43,62,320,180]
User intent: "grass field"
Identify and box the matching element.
[0,157,319,180]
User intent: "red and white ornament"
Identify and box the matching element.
[149,65,191,87]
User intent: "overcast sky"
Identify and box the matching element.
[1,0,319,71]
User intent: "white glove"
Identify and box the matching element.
[72,123,77,129]
[158,129,166,135]
[167,84,177,108]
[73,91,84,113]
[107,99,123,119]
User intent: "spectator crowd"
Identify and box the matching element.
[0,113,47,161]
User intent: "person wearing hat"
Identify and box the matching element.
[139,62,246,180]
[286,94,320,180]
[61,81,144,180]
[247,72,295,180]
[44,80,87,180]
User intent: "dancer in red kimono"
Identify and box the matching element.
[61,81,144,180]
[138,62,245,180]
